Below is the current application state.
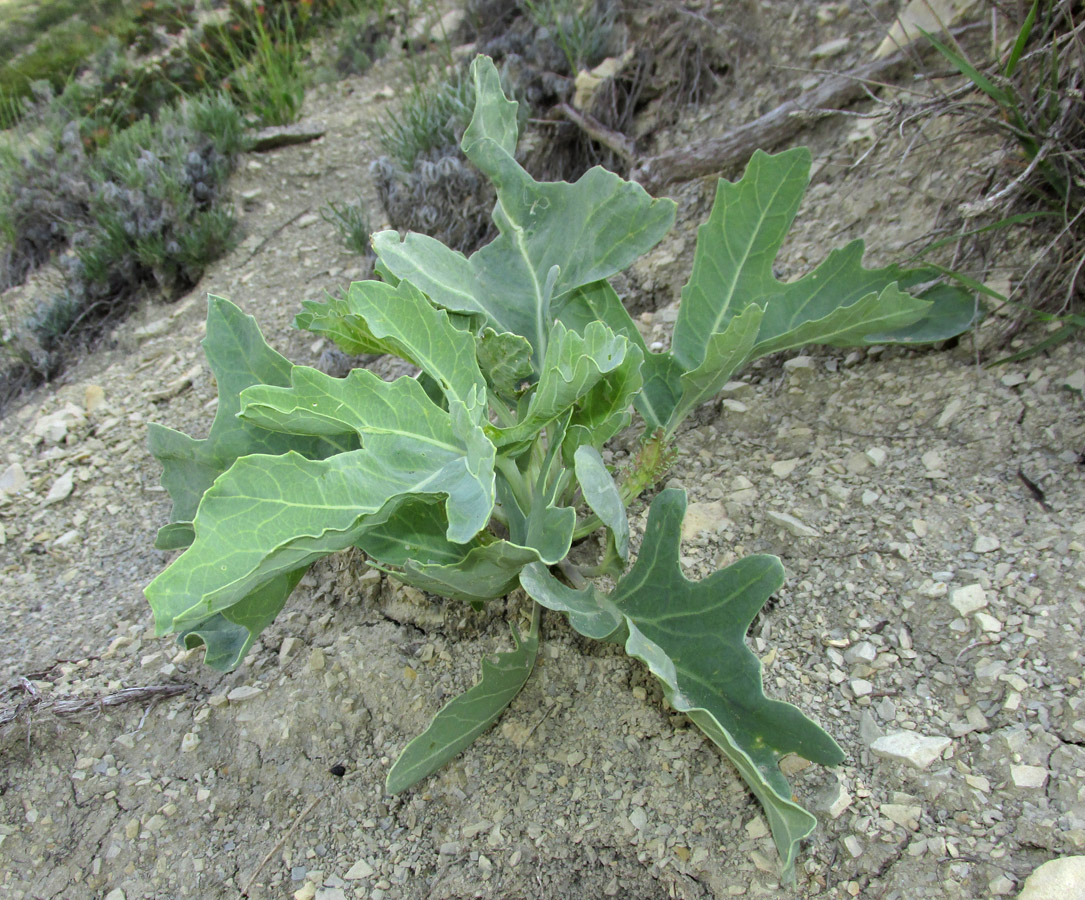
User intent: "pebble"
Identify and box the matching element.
[766,510,819,538]
[43,471,75,505]
[180,732,200,753]
[881,803,922,830]
[817,779,852,819]
[811,37,850,59]
[973,535,1001,553]
[843,835,863,858]
[310,648,326,672]
[226,685,263,702]
[871,732,952,769]
[950,584,988,616]
[104,890,125,900]
[344,859,375,879]
[1017,857,1085,900]
[315,889,347,900]
[279,636,301,664]
[975,612,1003,633]
[0,462,28,493]
[865,447,887,467]
[630,808,648,831]
[921,450,946,474]
[294,884,317,900]
[771,458,801,478]
[1010,765,1049,789]
[936,398,963,427]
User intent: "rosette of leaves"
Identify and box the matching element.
[146,56,974,878]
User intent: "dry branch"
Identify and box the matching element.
[630,34,970,194]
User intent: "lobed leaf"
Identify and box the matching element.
[522,490,845,880]
[148,296,353,550]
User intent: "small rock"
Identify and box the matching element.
[845,452,871,474]
[0,463,28,494]
[845,642,877,665]
[297,213,320,228]
[629,807,648,830]
[315,888,347,900]
[744,815,769,839]
[990,875,1016,895]
[1018,857,1085,900]
[279,637,301,664]
[921,450,946,473]
[771,458,801,478]
[104,890,125,900]
[950,584,988,616]
[843,835,864,858]
[936,398,963,427]
[1001,372,1027,387]
[975,612,1003,633]
[180,732,200,753]
[310,648,326,672]
[84,384,106,413]
[681,501,728,539]
[1011,764,1049,789]
[811,37,850,59]
[344,859,375,879]
[865,447,888,467]
[766,510,819,538]
[783,355,816,374]
[226,685,263,703]
[871,732,952,769]
[850,678,874,697]
[294,884,317,900]
[43,471,75,506]
[34,406,84,443]
[817,779,852,819]
[973,535,1001,553]
[1064,371,1085,393]
[881,803,922,830]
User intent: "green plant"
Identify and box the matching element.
[191,5,308,127]
[321,199,373,255]
[144,56,974,879]
[377,69,476,170]
[518,0,619,74]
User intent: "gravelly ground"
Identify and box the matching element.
[1,4,1084,899]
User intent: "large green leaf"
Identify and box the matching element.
[294,287,404,358]
[148,296,354,550]
[671,148,972,374]
[521,490,844,880]
[371,57,675,366]
[147,374,498,636]
[399,540,544,604]
[387,625,538,794]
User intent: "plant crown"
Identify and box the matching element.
[145,55,975,879]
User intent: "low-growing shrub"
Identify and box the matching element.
[146,56,976,880]
[1,91,244,380]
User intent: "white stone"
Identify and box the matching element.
[921,450,945,472]
[104,890,125,900]
[1017,857,1085,900]
[783,355,815,373]
[771,458,801,478]
[973,535,1001,553]
[850,678,874,697]
[871,732,952,769]
[681,501,728,540]
[226,685,263,702]
[314,888,347,900]
[180,732,200,753]
[0,463,28,494]
[975,612,1003,633]
[843,835,864,858]
[766,510,819,538]
[811,37,850,59]
[279,636,301,664]
[881,803,921,830]
[1011,764,1049,789]
[865,447,888,467]
[950,584,988,616]
[43,471,74,505]
[936,398,963,427]
[344,859,375,879]
[629,807,647,830]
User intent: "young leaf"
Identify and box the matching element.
[492,321,635,446]
[573,446,629,563]
[371,57,675,365]
[476,328,534,400]
[399,540,545,604]
[148,296,353,550]
[295,287,404,358]
[387,626,539,794]
[519,562,625,640]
